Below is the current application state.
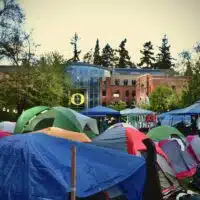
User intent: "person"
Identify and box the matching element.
[191,115,197,135]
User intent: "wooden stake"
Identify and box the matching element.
[71,146,76,200]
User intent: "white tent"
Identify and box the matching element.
[0,121,16,133]
[120,107,155,116]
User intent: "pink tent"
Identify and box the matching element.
[0,131,11,138]
[186,135,200,163]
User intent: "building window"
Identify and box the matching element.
[125,90,129,97]
[124,79,128,86]
[115,79,120,86]
[132,80,136,85]
[103,80,107,85]
[113,90,120,98]
[102,90,106,96]
[172,85,176,90]
[132,91,136,97]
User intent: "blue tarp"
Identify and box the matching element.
[0,133,146,200]
[81,106,120,116]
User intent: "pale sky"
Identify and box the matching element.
[19,0,200,64]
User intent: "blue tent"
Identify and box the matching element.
[81,105,120,117]
[173,100,200,115]
[0,133,146,200]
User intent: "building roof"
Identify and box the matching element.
[113,68,166,75]
[66,62,112,71]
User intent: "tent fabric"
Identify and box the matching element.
[92,123,179,195]
[0,121,16,133]
[69,108,99,135]
[186,135,200,163]
[14,106,50,133]
[81,106,120,116]
[93,123,168,161]
[159,140,197,179]
[147,126,184,141]
[34,127,91,142]
[120,107,155,116]
[0,130,11,138]
[0,133,146,200]
[173,100,200,115]
[15,106,99,138]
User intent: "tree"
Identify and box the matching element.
[101,44,116,67]
[194,41,200,54]
[155,35,173,69]
[0,52,72,116]
[83,49,93,64]
[108,100,127,111]
[116,39,133,68]
[138,41,155,68]
[93,39,101,65]
[179,50,193,76]
[70,33,81,62]
[0,0,31,65]
[181,55,200,106]
[149,86,180,112]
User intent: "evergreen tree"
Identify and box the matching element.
[116,39,132,68]
[179,50,193,76]
[101,44,116,67]
[70,33,81,62]
[155,35,173,69]
[138,41,155,68]
[93,39,101,65]
[83,49,93,64]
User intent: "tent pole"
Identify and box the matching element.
[71,146,76,200]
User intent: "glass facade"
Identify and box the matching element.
[65,63,110,108]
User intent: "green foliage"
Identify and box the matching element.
[116,39,133,68]
[83,49,93,64]
[101,44,116,67]
[155,35,173,69]
[0,52,72,116]
[149,86,181,112]
[108,100,127,111]
[181,56,200,106]
[93,39,101,65]
[138,41,155,68]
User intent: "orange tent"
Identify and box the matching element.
[34,127,91,142]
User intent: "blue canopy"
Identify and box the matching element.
[81,105,120,116]
[173,100,200,115]
[0,133,146,200]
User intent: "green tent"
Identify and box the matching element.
[14,106,50,133]
[15,106,99,138]
[147,125,184,141]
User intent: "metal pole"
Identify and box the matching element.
[71,146,76,200]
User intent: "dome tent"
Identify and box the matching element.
[15,106,99,138]
[147,126,184,142]
[34,127,91,142]
[0,133,146,200]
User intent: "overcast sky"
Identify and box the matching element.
[19,0,200,63]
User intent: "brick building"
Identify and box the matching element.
[136,74,190,104]
[100,75,138,106]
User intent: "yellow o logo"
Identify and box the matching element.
[71,93,85,105]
